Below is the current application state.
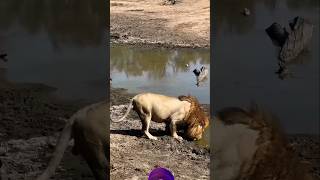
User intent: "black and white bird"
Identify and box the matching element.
[193,66,208,86]
[0,53,7,62]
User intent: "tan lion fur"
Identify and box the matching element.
[112,93,209,141]
[213,105,314,180]
[37,102,108,180]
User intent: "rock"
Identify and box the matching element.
[121,33,128,39]
[162,0,176,5]
[111,33,120,40]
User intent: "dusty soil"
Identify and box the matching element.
[110,0,210,48]
[110,104,210,179]
[0,82,95,179]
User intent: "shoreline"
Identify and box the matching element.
[110,38,210,49]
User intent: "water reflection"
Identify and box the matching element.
[111,45,210,104]
[216,0,256,35]
[0,0,105,47]
[286,0,319,10]
[216,0,318,36]
[111,45,210,80]
[276,49,312,80]
[0,0,106,102]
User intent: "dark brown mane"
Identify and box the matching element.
[178,95,209,139]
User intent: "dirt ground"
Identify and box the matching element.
[0,86,211,180]
[112,88,210,179]
[110,92,210,180]
[110,0,210,48]
[0,82,95,179]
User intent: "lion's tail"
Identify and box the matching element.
[36,115,76,180]
[111,97,135,123]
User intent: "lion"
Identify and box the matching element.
[36,101,108,180]
[212,105,314,180]
[111,93,209,141]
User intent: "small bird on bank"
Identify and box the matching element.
[0,53,8,62]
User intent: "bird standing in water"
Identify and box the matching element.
[193,66,208,86]
[0,53,7,62]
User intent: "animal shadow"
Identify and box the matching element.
[110,129,168,138]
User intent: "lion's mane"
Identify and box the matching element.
[178,95,209,140]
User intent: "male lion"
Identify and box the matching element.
[37,101,108,180]
[212,105,314,180]
[111,93,209,141]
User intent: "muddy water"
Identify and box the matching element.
[213,0,319,134]
[0,0,106,103]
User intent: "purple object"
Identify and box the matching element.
[148,167,174,180]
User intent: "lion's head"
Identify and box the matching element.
[178,95,210,140]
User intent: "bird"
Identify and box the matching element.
[193,66,209,86]
[193,68,200,76]
[0,53,8,62]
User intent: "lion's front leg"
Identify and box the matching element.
[170,120,183,141]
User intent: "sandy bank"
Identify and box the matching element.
[110,0,210,48]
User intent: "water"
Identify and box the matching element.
[111,45,210,104]
[213,0,319,134]
[0,0,106,102]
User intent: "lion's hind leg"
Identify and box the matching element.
[138,109,158,140]
[143,114,158,140]
[82,144,108,180]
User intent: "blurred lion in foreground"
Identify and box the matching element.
[212,104,314,180]
[36,102,108,180]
